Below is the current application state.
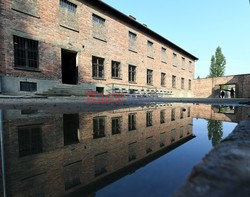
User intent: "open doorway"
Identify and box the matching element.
[61,49,78,85]
[219,84,236,98]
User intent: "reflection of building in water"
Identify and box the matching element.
[192,105,250,123]
[1,105,194,196]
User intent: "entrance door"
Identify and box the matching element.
[61,50,78,85]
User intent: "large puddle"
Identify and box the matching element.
[0,104,249,197]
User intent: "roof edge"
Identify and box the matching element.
[84,0,199,61]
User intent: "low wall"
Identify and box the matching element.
[173,120,250,197]
[194,74,250,98]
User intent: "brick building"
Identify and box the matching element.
[0,0,198,96]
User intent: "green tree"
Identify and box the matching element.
[209,47,226,77]
[207,120,223,147]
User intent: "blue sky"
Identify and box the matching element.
[103,0,250,78]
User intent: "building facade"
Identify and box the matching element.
[0,0,198,96]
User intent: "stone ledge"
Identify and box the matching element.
[173,120,250,197]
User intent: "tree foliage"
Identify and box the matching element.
[207,120,223,147]
[209,47,226,77]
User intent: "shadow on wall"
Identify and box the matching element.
[194,74,250,98]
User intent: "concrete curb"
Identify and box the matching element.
[173,120,250,197]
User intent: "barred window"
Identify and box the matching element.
[128,65,136,82]
[172,75,176,88]
[92,56,104,79]
[147,69,153,85]
[111,61,120,78]
[146,112,153,127]
[93,14,105,25]
[20,82,37,92]
[93,117,105,139]
[161,73,166,86]
[18,125,42,157]
[60,0,77,13]
[14,36,39,69]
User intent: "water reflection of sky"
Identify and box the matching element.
[96,119,237,197]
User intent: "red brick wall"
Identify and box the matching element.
[194,74,250,98]
[0,0,196,94]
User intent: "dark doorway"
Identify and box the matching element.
[61,50,78,85]
[63,114,80,146]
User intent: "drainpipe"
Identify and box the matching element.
[0,110,6,197]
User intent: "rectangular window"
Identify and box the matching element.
[128,142,137,161]
[147,69,153,85]
[128,65,136,82]
[60,0,77,13]
[160,110,165,124]
[128,114,136,131]
[92,14,105,25]
[172,53,177,67]
[63,114,79,146]
[146,136,153,154]
[112,117,121,135]
[20,82,37,92]
[146,112,153,127]
[171,109,176,121]
[188,107,191,117]
[93,117,105,139]
[160,132,166,147]
[179,127,184,139]
[18,125,42,157]
[14,36,39,69]
[129,31,137,41]
[189,79,192,90]
[92,56,104,79]
[172,75,176,88]
[181,78,185,89]
[147,41,154,58]
[161,73,166,86]
[111,61,120,78]
[64,161,81,191]
[180,108,184,119]
[171,129,176,143]
[95,152,107,177]
[161,47,167,62]
[128,31,137,52]
[189,61,192,72]
[182,57,185,68]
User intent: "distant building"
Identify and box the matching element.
[0,0,198,96]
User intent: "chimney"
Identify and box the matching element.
[129,15,136,21]
[143,24,147,27]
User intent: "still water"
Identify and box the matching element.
[0,104,249,197]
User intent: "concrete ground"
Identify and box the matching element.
[0,95,249,112]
